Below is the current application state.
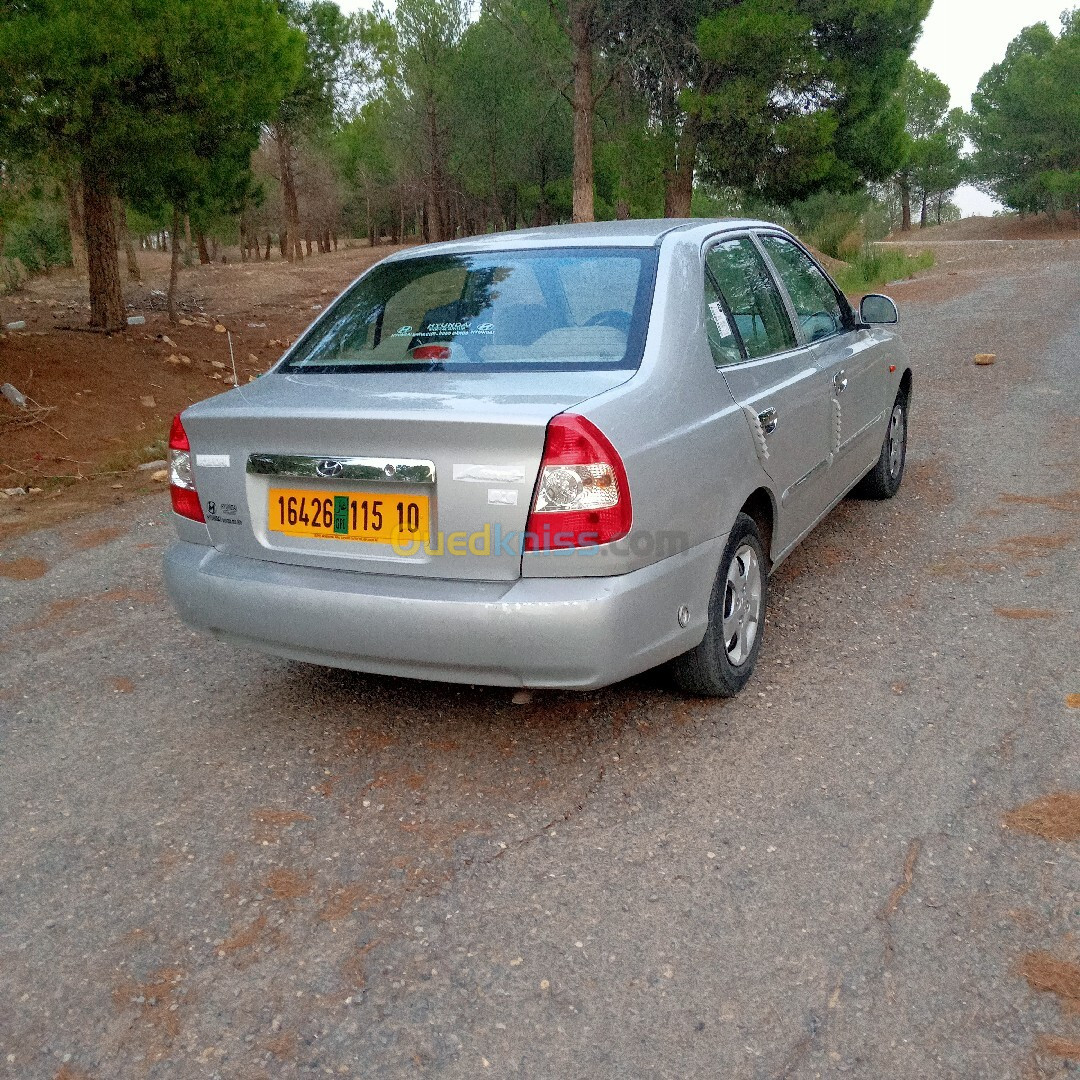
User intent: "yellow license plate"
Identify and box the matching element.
[269,487,430,544]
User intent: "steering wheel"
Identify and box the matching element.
[584,309,632,334]
[802,311,837,342]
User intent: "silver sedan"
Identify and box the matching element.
[164,219,910,695]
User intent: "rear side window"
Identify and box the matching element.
[705,239,796,360]
[280,248,658,374]
[757,234,847,342]
[702,274,743,368]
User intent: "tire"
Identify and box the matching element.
[855,387,908,499]
[671,513,767,697]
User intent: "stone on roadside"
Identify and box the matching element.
[214,323,227,333]
[974,353,995,366]
[6,320,27,331]
[138,459,168,471]
[511,690,533,705]
[150,469,169,482]
[3,487,27,497]
[161,334,176,347]
[211,360,226,369]
[140,395,156,408]
[127,315,145,326]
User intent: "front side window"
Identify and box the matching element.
[705,238,797,360]
[757,234,847,343]
[280,247,658,374]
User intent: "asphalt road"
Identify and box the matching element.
[2,241,1078,1080]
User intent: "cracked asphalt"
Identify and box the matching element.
[1,239,1078,1079]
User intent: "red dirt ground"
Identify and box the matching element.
[0,244,409,540]
[886,210,1080,243]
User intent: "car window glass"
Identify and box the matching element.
[281,248,658,374]
[705,238,796,359]
[559,257,641,330]
[702,274,743,367]
[758,234,845,342]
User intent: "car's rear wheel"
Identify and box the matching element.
[856,387,908,499]
[671,512,767,697]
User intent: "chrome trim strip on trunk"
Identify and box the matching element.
[246,453,436,484]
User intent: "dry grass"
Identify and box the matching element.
[1019,951,1080,1013]
[0,555,48,579]
[1003,793,1080,842]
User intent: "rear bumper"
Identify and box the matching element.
[163,538,724,689]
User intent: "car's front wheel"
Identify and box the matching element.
[856,387,908,499]
[671,512,767,697]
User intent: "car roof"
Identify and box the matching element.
[381,218,778,260]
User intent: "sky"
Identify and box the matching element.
[338,0,1070,218]
[911,0,1068,215]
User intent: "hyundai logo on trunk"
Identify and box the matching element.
[316,458,344,478]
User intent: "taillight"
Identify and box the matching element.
[411,344,451,361]
[524,414,632,551]
[168,414,205,522]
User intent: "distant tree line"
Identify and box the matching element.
[0,0,1076,329]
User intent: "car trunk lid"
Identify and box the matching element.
[181,369,631,581]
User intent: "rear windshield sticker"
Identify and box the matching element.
[708,301,732,339]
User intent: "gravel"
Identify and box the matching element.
[1,241,1077,1079]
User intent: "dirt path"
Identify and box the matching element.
[0,240,1078,1079]
[0,244,411,541]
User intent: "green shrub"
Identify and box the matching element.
[3,200,69,273]
[0,256,28,293]
[834,246,934,294]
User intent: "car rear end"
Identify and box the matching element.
[163,235,716,688]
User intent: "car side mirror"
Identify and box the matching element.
[860,294,898,325]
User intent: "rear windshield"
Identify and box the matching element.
[279,247,658,374]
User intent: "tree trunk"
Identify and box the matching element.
[570,0,595,224]
[196,231,211,264]
[81,163,125,331]
[899,175,911,232]
[183,214,193,266]
[424,96,448,242]
[367,194,374,246]
[115,200,141,282]
[65,177,88,276]
[266,234,273,260]
[274,123,303,262]
[489,140,501,232]
[918,191,928,229]
[167,207,182,325]
[663,115,698,217]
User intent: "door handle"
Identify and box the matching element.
[757,407,778,435]
[833,371,848,395]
